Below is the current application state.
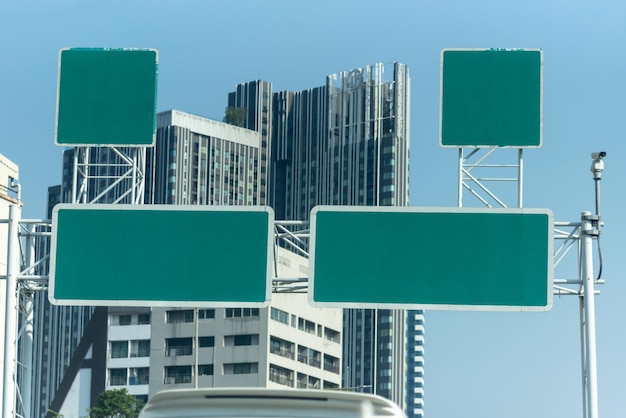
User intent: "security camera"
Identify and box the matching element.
[590,152,605,180]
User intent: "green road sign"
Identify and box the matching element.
[49,204,274,307]
[55,48,158,146]
[440,48,543,148]
[309,206,553,311]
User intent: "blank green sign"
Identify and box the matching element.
[440,48,542,148]
[309,207,553,311]
[50,205,273,306]
[55,48,158,146]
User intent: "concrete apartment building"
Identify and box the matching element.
[103,248,341,403]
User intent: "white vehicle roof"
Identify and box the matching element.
[138,388,407,418]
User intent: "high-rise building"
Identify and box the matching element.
[147,110,263,206]
[33,111,342,418]
[227,80,272,205]
[406,311,425,416]
[32,62,422,418]
[256,62,421,416]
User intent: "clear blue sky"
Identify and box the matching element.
[2,1,625,417]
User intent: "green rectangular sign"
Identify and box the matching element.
[309,206,553,311]
[55,48,158,146]
[440,48,543,148]
[49,204,274,307]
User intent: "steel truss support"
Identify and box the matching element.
[2,144,146,418]
[72,146,147,205]
[457,147,523,208]
[1,213,52,418]
[272,220,309,293]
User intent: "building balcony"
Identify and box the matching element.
[270,346,295,360]
[166,346,192,356]
[297,355,321,368]
[269,374,293,387]
[324,364,340,374]
[164,375,192,384]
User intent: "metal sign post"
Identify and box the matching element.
[3,205,20,418]
[580,211,599,418]
[579,152,605,418]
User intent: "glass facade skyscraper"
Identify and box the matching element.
[244,62,422,416]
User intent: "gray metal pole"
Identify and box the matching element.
[580,211,598,418]
[3,205,20,418]
[579,293,588,418]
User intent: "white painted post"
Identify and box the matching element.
[3,205,20,418]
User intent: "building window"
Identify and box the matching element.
[224,362,258,375]
[324,327,340,344]
[138,313,151,325]
[234,334,254,345]
[198,309,215,319]
[298,346,321,368]
[224,334,259,346]
[270,308,289,324]
[198,364,214,376]
[270,336,295,360]
[164,366,191,384]
[324,381,339,390]
[130,367,149,385]
[166,338,193,356]
[166,310,194,324]
[324,354,340,374]
[269,364,293,387]
[297,373,308,389]
[118,315,131,326]
[110,341,128,359]
[308,376,320,389]
[298,318,316,334]
[130,340,150,357]
[109,368,127,386]
[198,336,214,348]
[225,308,259,318]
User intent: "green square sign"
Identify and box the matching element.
[440,48,543,148]
[55,48,158,146]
